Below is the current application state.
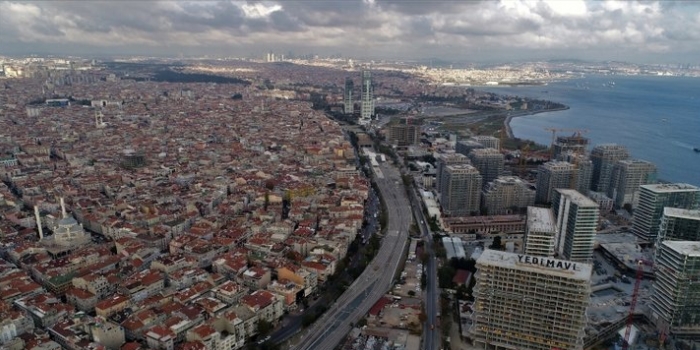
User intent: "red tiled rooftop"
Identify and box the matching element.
[369,296,392,316]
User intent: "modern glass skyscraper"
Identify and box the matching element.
[343,77,354,114]
[359,70,374,125]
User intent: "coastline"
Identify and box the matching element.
[503,106,570,139]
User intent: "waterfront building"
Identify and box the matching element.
[468,148,504,185]
[440,164,482,217]
[591,144,630,193]
[553,189,599,263]
[632,183,700,244]
[656,208,700,247]
[470,135,500,150]
[386,117,420,147]
[650,241,700,338]
[559,152,593,196]
[435,153,469,196]
[359,70,374,125]
[535,161,576,204]
[343,78,354,114]
[608,159,657,209]
[524,207,558,257]
[481,176,535,215]
[470,249,591,350]
[553,133,589,159]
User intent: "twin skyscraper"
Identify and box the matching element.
[344,69,374,126]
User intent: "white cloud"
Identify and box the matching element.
[241,3,283,19]
[541,0,587,16]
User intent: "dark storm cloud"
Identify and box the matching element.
[281,0,380,28]
[168,2,247,33]
[42,1,166,32]
[0,0,699,63]
[269,11,304,32]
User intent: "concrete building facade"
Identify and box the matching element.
[386,118,421,147]
[524,207,558,257]
[591,144,629,193]
[632,183,700,244]
[608,159,657,209]
[440,164,482,217]
[535,161,576,204]
[435,153,469,196]
[470,135,500,150]
[468,148,504,185]
[481,176,535,215]
[470,250,592,350]
[455,140,484,157]
[553,189,599,263]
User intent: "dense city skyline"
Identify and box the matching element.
[1,0,700,63]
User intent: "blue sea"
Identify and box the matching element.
[483,75,700,186]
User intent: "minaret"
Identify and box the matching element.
[95,110,105,128]
[60,197,67,218]
[34,206,44,241]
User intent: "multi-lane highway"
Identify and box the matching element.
[409,185,440,350]
[292,162,412,350]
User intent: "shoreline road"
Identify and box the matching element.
[292,162,412,350]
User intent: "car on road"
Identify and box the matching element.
[257,335,271,345]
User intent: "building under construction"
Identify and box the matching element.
[553,133,589,159]
[470,249,592,350]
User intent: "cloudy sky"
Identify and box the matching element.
[1,0,699,63]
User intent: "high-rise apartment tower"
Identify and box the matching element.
[482,176,535,215]
[632,183,700,244]
[440,164,482,217]
[468,148,504,185]
[552,189,599,263]
[591,144,629,193]
[650,241,700,338]
[343,78,354,114]
[359,70,374,125]
[608,159,657,209]
[525,207,558,257]
[470,249,592,350]
[535,161,576,204]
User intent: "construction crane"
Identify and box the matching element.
[543,128,589,159]
[623,259,652,350]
